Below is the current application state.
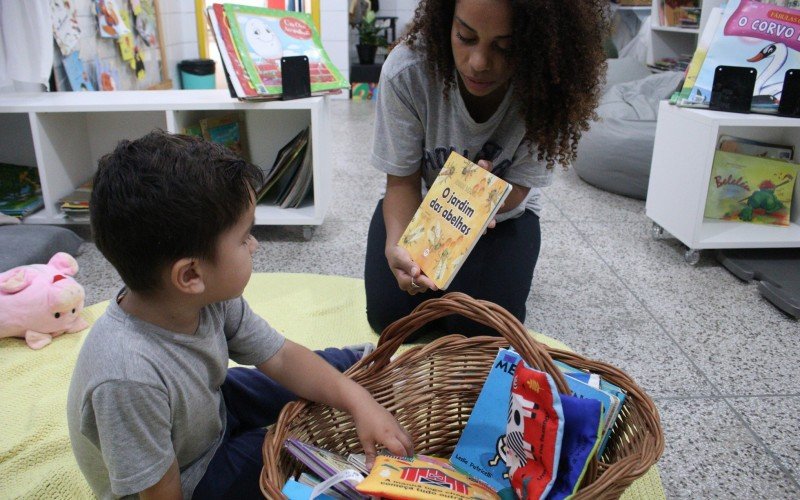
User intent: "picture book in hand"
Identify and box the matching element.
[398,151,511,289]
[681,0,800,112]
[704,149,798,226]
[207,3,348,100]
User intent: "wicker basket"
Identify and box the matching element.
[261,293,664,499]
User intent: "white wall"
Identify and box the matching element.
[160,0,200,88]
[377,0,417,37]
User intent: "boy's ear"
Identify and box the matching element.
[171,258,205,295]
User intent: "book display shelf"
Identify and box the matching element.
[0,90,331,234]
[646,102,800,264]
[648,0,723,65]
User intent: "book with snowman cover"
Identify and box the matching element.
[207,3,348,100]
[398,151,511,290]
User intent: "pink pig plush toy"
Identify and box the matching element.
[0,252,89,349]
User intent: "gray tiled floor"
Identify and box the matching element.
[73,99,800,498]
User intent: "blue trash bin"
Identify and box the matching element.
[178,59,216,89]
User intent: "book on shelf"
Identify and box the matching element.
[58,178,93,220]
[704,149,799,226]
[672,6,725,105]
[397,151,511,290]
[450,348,608,499]
[206,3,348,101]
[679,0,800,113]
[356,453,500,500]
[256,127,311,207]
[0,163,44,219]
[717,135,794,160]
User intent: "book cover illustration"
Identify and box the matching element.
[683,0,800,112]
[220,3,348,98]
[356,454,500,500]
[398,151,511,290]
[207,4,260,98]
[0,164,44,218]
[704,150,799,226]
[506,363,564,500]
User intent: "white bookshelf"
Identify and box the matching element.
[0,90,331,229]
[646,102,800,263]
[648,0,723,65]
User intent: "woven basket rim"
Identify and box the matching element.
[260,293,664,499]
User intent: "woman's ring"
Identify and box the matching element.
[410,278,421,289]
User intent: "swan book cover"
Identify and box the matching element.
[398,151,511,290]
[207,3,348,100]
[681,0,800,112]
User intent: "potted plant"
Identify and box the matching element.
[356,9,387,65]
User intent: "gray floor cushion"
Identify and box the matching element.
[0,225,84,272]
[574,70,684,200]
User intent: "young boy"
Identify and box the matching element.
[67,130,413,499]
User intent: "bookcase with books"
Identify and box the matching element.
[646,102,800,264]
[0,89,331,236]
[648,0,723,66]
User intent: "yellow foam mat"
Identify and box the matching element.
[0,273,663,498]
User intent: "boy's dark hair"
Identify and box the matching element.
[91,130,264,293]
[403,0,610,168]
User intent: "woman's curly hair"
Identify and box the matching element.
[403,0,610,168]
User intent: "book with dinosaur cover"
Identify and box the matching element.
[704,150,798,226]
[398,151,511,290]
[207,3,348,100]
[680,0,800,112]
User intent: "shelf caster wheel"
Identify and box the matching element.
[651,222,665,240]
[302,226,314,241]
[684,248,701,266]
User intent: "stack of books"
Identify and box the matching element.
[58,179,93,221]
[0,163,44,219]
[206,3,348,101]
[256,127,313,208]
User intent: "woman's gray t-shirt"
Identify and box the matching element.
[66,294,285,499]
[371,42,553,221]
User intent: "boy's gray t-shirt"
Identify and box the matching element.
[371,42,553,221]
[66,294,285,499]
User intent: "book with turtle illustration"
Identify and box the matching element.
[398,151,511,290]
[680,0,800,112]
[704,150,799,226]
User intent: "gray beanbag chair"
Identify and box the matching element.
[574,68,684,200]
[0,224,83,272]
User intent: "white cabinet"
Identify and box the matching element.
[648,0,723,65]
[646,101,800,257]
[0,90,331,228]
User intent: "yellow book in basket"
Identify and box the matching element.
[398,151,511,289]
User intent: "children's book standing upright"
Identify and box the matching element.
[210,3,348,100]
[684,0,800,112]
[398,151,511,290]
[704,150,798,226]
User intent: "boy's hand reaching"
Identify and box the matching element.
[348,390,413,469]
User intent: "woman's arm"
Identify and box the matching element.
[382,172,438,292]
[258,340,413,467]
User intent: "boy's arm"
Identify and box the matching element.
[140,458,181,500]
[257,340,413,466]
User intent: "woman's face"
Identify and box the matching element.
[450,0,514,98]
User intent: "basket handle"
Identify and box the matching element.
[364,292,570,394]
